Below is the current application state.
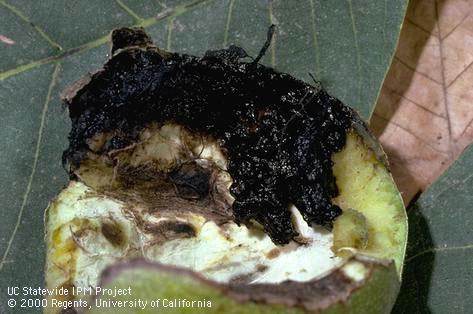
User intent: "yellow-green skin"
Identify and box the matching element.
[88,128,405,314]
[45,124,407,314]
[91,256,399,314]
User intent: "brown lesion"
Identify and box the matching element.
[142,220,196,244]
[229,272,257,285]
[73,126,235,245]
[111,27,153,55]
[266,248,280,259]
[101,220,126,248]
[104,164,233,223]
[98,256,398,312]
[169,162,212,200]
[226,256,394,310]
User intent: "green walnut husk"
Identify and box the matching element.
[43,28,407,314]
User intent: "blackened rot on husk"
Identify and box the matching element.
[63,28,354,245]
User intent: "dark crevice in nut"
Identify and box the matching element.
[63,27,353,245]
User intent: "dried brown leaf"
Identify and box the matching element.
[371,0,473,204]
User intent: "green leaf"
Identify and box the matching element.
[393,144,473,313]
[0,1,407,313]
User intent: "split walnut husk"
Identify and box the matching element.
[44,27,407,314]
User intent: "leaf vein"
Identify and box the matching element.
[0,0,62,51]
[404,17,433,37]
[374,113,449,154]
[0,0,212,81]
[222,0,235,47]
[394,55,442,85]
[166,16,175,51]
[115,0,144,23]
[268,0,276,67]
[347,0,362,105]
[406,244,473,263]
[382,0,388,46]
[458,116,473,139]
[384,85,446,119]
[447,59,473,89]
[434,0,453,159]
[0,62,61,273]
[429,170,473,205]
[441,11,470,41]
[309,0,320,77]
